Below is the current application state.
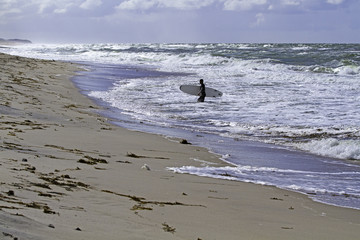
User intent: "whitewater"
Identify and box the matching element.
[1,43,359,209]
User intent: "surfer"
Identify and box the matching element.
[198,79,206,102]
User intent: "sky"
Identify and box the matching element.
[0,0,359,43]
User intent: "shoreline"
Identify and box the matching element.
[74,61,360,210]
[1,52,359,239]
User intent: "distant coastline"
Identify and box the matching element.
[0,38,32,46]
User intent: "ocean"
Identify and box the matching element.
[2,43,360,210]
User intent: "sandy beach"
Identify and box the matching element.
[1,52,359,240]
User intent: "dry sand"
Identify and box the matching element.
[0,52,359,240]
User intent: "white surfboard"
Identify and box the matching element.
[180,85,223,97]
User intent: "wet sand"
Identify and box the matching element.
[0,52,359,240]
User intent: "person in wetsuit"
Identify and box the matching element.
[198,79,206,102]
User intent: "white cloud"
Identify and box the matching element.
[0,7,21,20]
[327,0,344,4]
[222,0,268,11]
[51,2,76,14]
[80,0,102,10]
[252,12,265,26]
[0,0,353,24]
[0,0,358,43]
[117,0,157,11]
[27,0,74,14]
[0,0,351,19]
[117,0,216,11]
[31,0,53,14]
[1,0,101,15]
[0,0,21,23]
[162,0,215,10]
[281,0,300,6]
[117,0,270,12]
[0,0,19,13]
[53,8,67,14]
[0,0,15,8]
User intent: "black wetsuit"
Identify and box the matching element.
[198,83,206,102]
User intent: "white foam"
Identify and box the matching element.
[167,166,240,181]
[295,139,360,160]
[334,65,360,75]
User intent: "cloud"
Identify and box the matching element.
[0,7,21,23]
[116,0,216,11]
[29,0,77,14]
[0,0,354,27]
[116,0,157,11]
[0,0,22,23]
[115,0,349,12]
[0,0,352,19]
[0,0,103,16]
[162,0,216,10]
[80,0,102,10]
[327,0,345,4]
[0,0,20,14]
[252,12,265,26]
[0,0,358,43]
[281,0,301,6]
[223,0,267,11]
[0,4,18,14]
[116,0,272,12]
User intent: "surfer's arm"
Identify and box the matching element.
[198,85,205,95]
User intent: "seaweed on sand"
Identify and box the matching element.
[77,155,108,165]
[126,152,169,160]
[162,222,176,234]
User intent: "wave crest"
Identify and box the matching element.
[295,138,360,160]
